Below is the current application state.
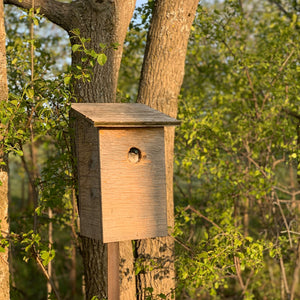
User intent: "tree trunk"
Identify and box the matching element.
[136,0,198,298]
[66,2,137,298]
[0,1,10,299]
[71,3,137,298]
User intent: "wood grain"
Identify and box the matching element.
[74,116,103,240]
[108,242,120,300]
[74,113,169,243]
[99,127,168,243]
[71,103,180,127]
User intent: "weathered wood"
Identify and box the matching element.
[108,242,120,300]
[73,114,103,240]
[71,103,180,127]
[72,104,179,243]
[99,127,167,243]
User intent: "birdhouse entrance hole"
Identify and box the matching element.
[128,147,141,163]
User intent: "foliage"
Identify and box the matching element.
[2,3,114,297]
[2,0,300,299]
[174,0,300,298]
[2,6,79,299]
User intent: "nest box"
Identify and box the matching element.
[71,103,180,243]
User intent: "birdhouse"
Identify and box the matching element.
[71,103,180,243]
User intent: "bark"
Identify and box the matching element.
[69,1,136,298]
[0,1,10,299]
[136,0,198,298]
[69,2,137,298]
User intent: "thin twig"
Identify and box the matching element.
[268,0,292,18]
[281,231,300,236]
[272,158,286,169]
[34,251,61,300]
[234,256,245,290]
[278,199,300,203]
[273,186,300,196]
[279,255,290,295]
[172,237,193,253]
[290,240,300,300]
[262,49,295,110]
[243,153,268,178]
[184,205,222,231]
[174,179,189,199]
[243,269,254,294]
[244,66,259,117]
[274,193,293,247]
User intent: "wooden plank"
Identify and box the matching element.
[108,242,120,300]
[71,103,181,127]
[74,115,103,240]
[99,127,168,243]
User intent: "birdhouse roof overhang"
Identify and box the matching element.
[71,103,181,127]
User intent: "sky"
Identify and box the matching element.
[136,0,148,7]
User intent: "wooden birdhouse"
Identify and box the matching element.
[71,103,180,243]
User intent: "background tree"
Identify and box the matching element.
[0,1,9,299]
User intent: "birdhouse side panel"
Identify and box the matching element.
[99,127,168,243]
[75,116,103,240]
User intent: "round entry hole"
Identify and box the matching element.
[128,147,141,163]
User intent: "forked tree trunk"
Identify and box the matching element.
[136,1,198,297]
[0,1,10,299]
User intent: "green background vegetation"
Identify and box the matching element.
[1,0,300,299]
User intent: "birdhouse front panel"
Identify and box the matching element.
[99,127,167,243]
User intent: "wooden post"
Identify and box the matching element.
[108,242,120,300]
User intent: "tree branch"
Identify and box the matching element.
[4,0,72,31]
[33,249,61,300]
[268,0,292,18]
[184,205,223,231]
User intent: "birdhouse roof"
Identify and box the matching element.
[71,103,181,127]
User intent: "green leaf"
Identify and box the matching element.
[10,100,18,106]
[64,76,71,85]
[99,43,106,49]
[70,28,80,36]
[26,88,34,99]
[14,149,23,156]
[85,49,97,58]
[72,44,81,53]
[97,53,107,65]
[33,18,39,26]
[40,249,55,266]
